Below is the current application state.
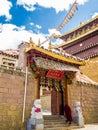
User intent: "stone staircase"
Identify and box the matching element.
[43,115,83,130]
[43,115,69,130]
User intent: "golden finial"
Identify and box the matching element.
[80,22,83,25]
[53,34,60,39]
[29,37,35,47]
[38,38,41,47]
[59,47,63,54]
[48,40,52,51]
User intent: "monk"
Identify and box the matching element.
[64,104,72,124]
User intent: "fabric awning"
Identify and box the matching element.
[33,57,79,72]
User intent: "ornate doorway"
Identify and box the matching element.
[40,74,67,116]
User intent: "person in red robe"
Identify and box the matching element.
[64,104,72,124]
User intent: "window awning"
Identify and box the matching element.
[33,57,79,72]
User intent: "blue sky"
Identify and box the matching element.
[0,0,98,50]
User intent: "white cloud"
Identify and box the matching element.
[29,22,42,34]
[48,28,61,36]
[77,0,88,5]
[17,0,88,13]
[0,23,64,51]
[0,0,88,21]
[0,0,12,21]
[0,23,47,50]
[29,22,34,26]
[17,0,36,11]
[92,12,98,18]
[35,24,42,29]
[52,38,64,47]
[29,22,42,30]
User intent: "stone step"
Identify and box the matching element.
[44,115,67,130]
[44,122,77,128]
[44,119,66,123]
[44,115,65,119]
[44,118,65,121]
[44,121,66,125]
[44,125,83,130]
[44,123,66,128]
[44,124,84,130]
[43,115,83,130]
[44,127,65,130]
[44,116,66,121]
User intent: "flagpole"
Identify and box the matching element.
[22,58,28,123]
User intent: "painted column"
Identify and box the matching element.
[64,76,68,104]
[35,77,40,99]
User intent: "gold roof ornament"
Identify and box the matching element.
[59,47,63,54]
[80,22,83,25]
[48,40,52,51]
[53,34,60,39]
[29,37,35,47]
[38,38,41,47]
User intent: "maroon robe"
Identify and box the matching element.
[64,104,72,123]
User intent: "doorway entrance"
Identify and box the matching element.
[39,76,67,116]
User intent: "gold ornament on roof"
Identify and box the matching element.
[38,38,41,47]
[48,41,52,51]
[53,34,60,39]
[59,47,63,54]
[29,37,35,47]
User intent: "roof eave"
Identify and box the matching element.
[25,46,86,66]
[59,15,98,38]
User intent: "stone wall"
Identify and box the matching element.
[0,67,38,130]
[80,57,98,83]
[1,65,98,129]
[68,81,98,124]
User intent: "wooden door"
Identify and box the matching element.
[51,87,58,115]
[51,86,64,115]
